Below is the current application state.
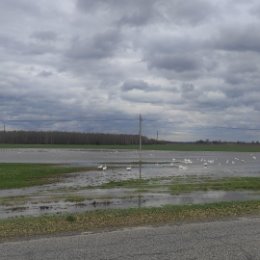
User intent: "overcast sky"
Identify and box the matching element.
[0,0,260,141]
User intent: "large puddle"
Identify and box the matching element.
[0,149,259,219]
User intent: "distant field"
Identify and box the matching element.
[0,143,260,152]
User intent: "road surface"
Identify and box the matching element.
[0,217,259,259]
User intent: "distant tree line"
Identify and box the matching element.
[195,139,260,144]
[0,131,162,145]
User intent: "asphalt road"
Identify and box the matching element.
[0,217,260,260]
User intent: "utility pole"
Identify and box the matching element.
[3,123,6,144]
[139,114,142,152]
[157,130,158,142]
[138,114,142,179]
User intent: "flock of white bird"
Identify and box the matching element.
[97,164,132,171]
[97,154,257,171]
[170,154,257,170]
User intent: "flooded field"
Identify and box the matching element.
[0,149,259,219]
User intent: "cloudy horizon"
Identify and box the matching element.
[1,0,260,141]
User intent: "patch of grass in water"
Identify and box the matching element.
[65,195,85,203]
[0,163,93,189]
[88,176,260,195]
[96,179,150,189]
[170,177,260,194]
[0,196,29,206]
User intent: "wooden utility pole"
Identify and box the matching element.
[3,123,6,144]
[139,114,142,152]
[138,114,142,179]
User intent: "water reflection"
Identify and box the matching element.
[1,190,260,219]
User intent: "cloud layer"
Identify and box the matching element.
[0,0,260,141]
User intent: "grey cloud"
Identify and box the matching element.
[31,31,57,42]
[182,83,195,92]
[67,30,122,60]
[118,8,155,27]
[213,24,260,52]
[0,35,22,53]
[1,0,260,141]
[38,71,53,77]
[181,83,200,100]
[121,80,150,92]
[77,0,159,26]
[121,80,179,93]
[0,34,56,56]
[0,0,39,15]
[77,0,216,27]
[121,90,181,105]
[161,0,217,25]
[147,54,203,72]
[250,3,260,18]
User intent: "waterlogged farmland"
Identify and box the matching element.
[0,149,259,219]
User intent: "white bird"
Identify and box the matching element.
[97,164,103,170]
[178,165,187,170]
[102,165,107,171]
[184,159,192,164]
[126,166,132,171]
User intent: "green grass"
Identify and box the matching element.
[170,177,260,194]
[143,143,260,152]
[0,163,92,189]
[0,196,29,206]
[0,200,259,241]
[0,143,260,152]
[90,176,260,194]
[97,179,151,189]
[64,195,86,203]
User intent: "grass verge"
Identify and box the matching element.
[0,200,259,242]
[0,163,93,189]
